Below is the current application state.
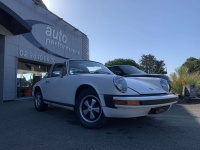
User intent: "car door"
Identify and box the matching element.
[43,63,70,104]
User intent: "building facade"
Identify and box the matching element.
[0,0,89,101]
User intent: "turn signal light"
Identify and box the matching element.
[114,100,140,105]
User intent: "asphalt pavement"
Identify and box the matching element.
[1,98,200,150]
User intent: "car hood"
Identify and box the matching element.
[124,74,169,81]
[125,78,167,94]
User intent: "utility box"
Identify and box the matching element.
[182,84,197,98]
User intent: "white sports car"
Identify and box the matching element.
[32,60,178,129]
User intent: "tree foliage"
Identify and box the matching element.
[182,57,200,73]
[105,58,140,68]
[154,60,167,74]
[139,54,167,74]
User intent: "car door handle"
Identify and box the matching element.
[46,81,49,84]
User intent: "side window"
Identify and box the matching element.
[51,64,64,77]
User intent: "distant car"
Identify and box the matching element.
[32,60,177,129]
[107,65,171,92]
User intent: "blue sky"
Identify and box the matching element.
[44,0,200,75]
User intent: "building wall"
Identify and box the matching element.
[0,35,5,102]
[0,0,89,101]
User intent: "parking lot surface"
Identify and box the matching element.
[1,99,200,150]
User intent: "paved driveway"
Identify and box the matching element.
[0,99,200,150]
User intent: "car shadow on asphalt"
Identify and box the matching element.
[1,99,200,150]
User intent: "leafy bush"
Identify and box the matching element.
[170,66,200,96]
[105,58,140,68]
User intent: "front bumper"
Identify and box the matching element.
[101,93,178,118]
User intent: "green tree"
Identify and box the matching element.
[105,58,140,68]
[139,54,167,74]
[182,57,200,73]
[154,60,167,74]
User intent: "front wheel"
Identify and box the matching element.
[34,90,48,111]
[75,89,107,129]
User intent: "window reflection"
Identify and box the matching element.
[17,60,51,98]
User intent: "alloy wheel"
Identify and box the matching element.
[79,95,102,123]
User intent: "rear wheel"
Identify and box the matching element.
[75,89,107,129]
[34,90,48,111]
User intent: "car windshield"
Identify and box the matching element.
[120,65,146,75]
[69,60,113,75]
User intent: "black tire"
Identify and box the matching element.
[75,89,107,129]
[34,90,48,111]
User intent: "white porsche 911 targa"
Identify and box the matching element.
[32,59,178,129]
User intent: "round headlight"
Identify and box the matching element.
[160,79,169,92]
[113,76,127,93]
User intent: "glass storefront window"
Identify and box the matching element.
[17,59,51,98]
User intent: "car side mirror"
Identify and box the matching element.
[52,71,62,77]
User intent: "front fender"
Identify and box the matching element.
[69,75,139,96]
[32,79,47,97]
